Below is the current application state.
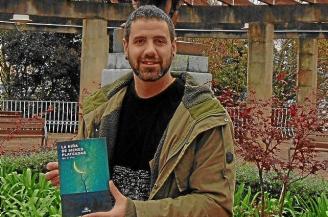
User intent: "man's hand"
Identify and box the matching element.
[82,181,127,217]
[45,161,60,187]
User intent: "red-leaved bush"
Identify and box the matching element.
[221,90,327,217]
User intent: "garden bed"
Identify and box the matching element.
[0,151,327,216]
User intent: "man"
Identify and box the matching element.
[46,5,235,217]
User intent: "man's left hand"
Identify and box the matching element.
[82,181,127,217]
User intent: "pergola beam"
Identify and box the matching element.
[184,0,209,5]
[1,0,328,26]
[178,30,328,39]
[218,0,253,6]
[178,4,328,25]
[0,0,132,21]
[258,0,298,5]
[0,21,81,33]
[1,21,328,39]
[302,0,328,3]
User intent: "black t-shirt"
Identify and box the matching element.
[112,78,185,171]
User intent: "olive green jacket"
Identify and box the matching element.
[79,72,236,217]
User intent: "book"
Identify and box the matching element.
[57,137,112,217]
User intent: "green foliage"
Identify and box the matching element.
[0,153,326,216]
[0,151,57,175]
[235,162,328,216]
[210,39,248,98]
[235,160,328,199]
[0,152,60,216]
[295,193,328,217]
[273,39,298,103]
[234,183,328,217]
[0,168,61,216]
[180,37,248,101]
[234,183,261,217]
[318,39,328,102]
[291,176,328,199]
[0,31,81,101]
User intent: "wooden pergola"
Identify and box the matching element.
[0,0,327,109]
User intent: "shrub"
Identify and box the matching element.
[236,160,328,199]
[0,168,61,216]
[0,150,57,175]
[295,192,328,217]
[232,93,327,216]
[234,183,328,217]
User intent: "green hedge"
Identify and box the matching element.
[235,160,328,199]
[1,151,327,199]
[0,151,57,175]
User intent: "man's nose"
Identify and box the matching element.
[143,41,156,57]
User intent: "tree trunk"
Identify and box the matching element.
[259,168,266,217]
[278,181,288,217]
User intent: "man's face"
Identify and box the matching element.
[123,18,176,82]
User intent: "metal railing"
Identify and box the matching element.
[227,107,295,138]
[272,107,295,137]
[0,100,79,134]
[1,99,326,135]
[227,106,327,138]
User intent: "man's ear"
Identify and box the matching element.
[123,38,128,57]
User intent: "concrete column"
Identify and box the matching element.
[297,38,318,106]
[113,28,124,53]
[247,22,274,102]
[80,19,109,104]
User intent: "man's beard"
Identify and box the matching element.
[129,56,173,82]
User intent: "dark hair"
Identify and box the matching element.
[124,5,176,41]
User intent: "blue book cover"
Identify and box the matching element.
[57,137,112,217]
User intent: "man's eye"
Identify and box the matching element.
[155,39,166,45]
[134,39,144,45]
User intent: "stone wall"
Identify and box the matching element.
[101,53,212,87]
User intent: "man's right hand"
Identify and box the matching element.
[45,162,60,187]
